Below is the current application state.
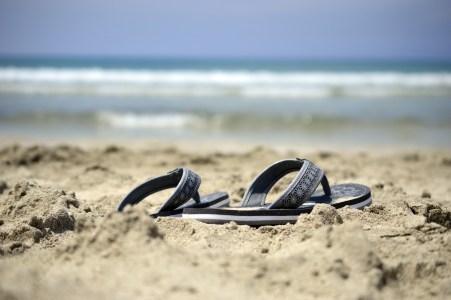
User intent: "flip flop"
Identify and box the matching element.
[183,158,372,225]
[117,167,230,217]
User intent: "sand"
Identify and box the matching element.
[0,142,450,299]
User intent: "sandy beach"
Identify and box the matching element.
[0,141,449,299]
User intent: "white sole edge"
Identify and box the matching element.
[182,197,373,224]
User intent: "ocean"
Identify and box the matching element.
[1,57,450,147]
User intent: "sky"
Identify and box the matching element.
[0,0,451,60]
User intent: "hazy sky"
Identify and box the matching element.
[1,0,450,60]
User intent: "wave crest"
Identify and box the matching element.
[1,67,451,98]
[96,112,202,129]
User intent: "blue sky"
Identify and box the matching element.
[1,0,450,60]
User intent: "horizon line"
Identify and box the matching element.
[1,54,451,64]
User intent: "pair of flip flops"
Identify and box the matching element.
[117,158,372,225]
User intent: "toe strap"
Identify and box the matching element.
[241,158,330,209]
[117,167,201,213]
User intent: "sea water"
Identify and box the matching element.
[0,57,450,147]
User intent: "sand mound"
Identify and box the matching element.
[62,206,164,258]
[158,217,392,299]
[260,223,392,298]
[0,181,80,254]
[0,145,85,166]
[297,203,344,228]
[157,207,385,286]
[55,208,396,299]
[405,198,451,229]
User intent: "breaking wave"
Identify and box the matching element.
[96,112,202,129]
[1,67,451,98]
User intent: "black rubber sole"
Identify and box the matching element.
[183,184,371,225]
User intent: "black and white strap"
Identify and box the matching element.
[241,158,331,209]
[117,167,201,213]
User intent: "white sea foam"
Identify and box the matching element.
[96,111,201,129]
[1,67,451,98]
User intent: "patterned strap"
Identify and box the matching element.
[117,167,201,213]
[241,158,331,209]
